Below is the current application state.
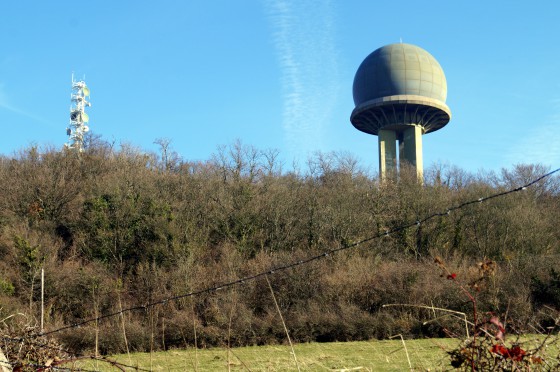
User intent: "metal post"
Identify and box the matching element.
[41,268,44,333]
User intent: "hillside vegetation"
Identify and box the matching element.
[0,139,559,354]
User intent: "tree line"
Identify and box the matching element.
[0,138,559,354]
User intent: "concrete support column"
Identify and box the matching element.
[398,134,405,165]
[402,125,423,181]
[378,129,397,180]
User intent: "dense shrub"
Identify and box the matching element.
[0,141,558,354]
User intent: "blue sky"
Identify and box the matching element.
[1,0,559,174]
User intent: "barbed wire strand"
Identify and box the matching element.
[28,167,558,341]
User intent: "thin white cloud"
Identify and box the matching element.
[264,0,339,160]
[0,83,51,125]
[503,98,560,167]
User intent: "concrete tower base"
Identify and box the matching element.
[379,125,423,181]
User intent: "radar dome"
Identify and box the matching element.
[353,43,447,106]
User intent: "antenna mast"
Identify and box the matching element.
[65,75,91,152]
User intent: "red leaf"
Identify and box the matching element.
[509,345,526,361]
[490,344,509,356]
[490,344,526,361]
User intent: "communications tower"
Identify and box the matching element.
[66,75,91,152]
[350,43,451,180]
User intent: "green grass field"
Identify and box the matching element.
[61,334,560,371]
[63,338,460,371]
